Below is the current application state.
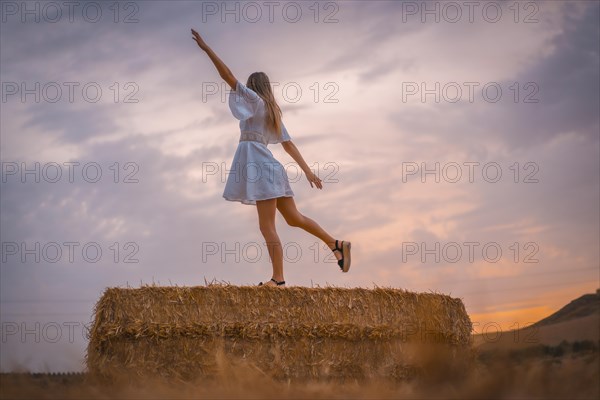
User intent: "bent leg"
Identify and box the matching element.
[276,196,338,253]
[256,198,284,283]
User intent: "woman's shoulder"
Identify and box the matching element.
[229,81,264,120]
[233,81,261,100]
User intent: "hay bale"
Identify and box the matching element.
[86,285,473,382]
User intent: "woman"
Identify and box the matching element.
[191,29,351,287]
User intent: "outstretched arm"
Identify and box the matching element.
[282,141,323,189]
[191,29,237,90]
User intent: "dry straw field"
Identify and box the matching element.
[2,285,598,399]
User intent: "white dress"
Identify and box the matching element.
[223,81,295,205]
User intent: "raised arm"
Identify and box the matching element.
[282,141,323,189]
[191,29,237,90]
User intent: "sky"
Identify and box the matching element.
[0,0,598,372]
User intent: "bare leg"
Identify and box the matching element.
[276,196,342,262]
[256,198,284,285]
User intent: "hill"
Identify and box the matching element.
[532,290,600,327]
[474,289,600,349]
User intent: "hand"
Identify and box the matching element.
[305,170,323,189]
[191,28,209,51]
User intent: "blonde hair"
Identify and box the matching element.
[246,72,282,137]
